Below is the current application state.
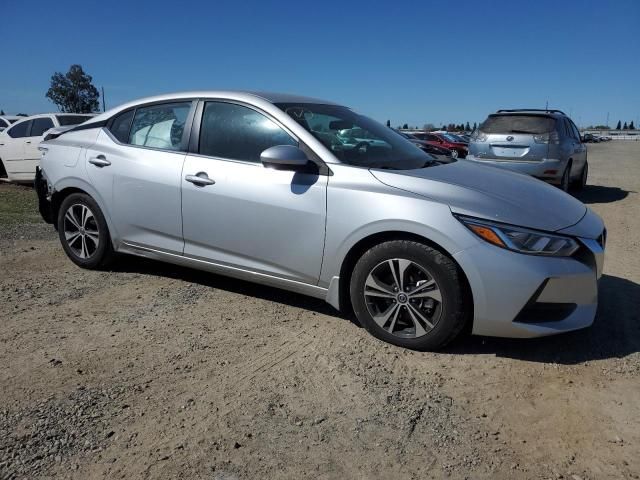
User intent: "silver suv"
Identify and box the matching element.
[467,109,588,192]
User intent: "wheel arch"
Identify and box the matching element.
[50,179,118,243]
[335,230,473,331]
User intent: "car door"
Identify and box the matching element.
[85,101,194,253]
[0,120,31,177]
[25,117,55,160]
[181,100,327,285]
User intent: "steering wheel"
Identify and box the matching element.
[352,141,369,153]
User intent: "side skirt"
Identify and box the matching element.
[119,241,330,301]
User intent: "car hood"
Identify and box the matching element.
[370,160,587,232]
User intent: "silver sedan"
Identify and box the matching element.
[36,91,605,350]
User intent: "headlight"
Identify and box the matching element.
[457,215,579,256]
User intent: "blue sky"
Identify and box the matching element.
[2,0,639,127]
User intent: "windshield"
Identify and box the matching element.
[480,114,556,134]
[56,115,91,126]
[276,103,436,170]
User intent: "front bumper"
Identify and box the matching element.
[454,220,604,338]
[465,155,564,183]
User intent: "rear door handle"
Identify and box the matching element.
[89,155,111,167]
[185,173,215,186]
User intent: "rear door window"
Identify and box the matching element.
[7,120,31,138]
[56,115,90,126]
[128,102,191,151]
[480,115,555,134]
[30,117,55,137]
[109,109,135,143]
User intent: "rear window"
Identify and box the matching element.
[480,114,555,134]
[56,115,90,126]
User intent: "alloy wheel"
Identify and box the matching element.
[363,258,443,338]
[63,204,100,259]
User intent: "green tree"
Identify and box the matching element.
[0,109,4,115]
[465,122,470,131]
[629,121,635,130]
[623,122,628,130]
[46,64,100,113]
[402,123,408,129]
[616,120,622,130]
[473,122,477,131]
[386,119,391,127]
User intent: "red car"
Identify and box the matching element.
[410,132,468,158]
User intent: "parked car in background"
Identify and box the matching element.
[0,115,20,132]
[582,133,597,143]
[36,91,605,351]
[409,132,468,158]
[467,109,588,192]
[396,130,455,160]
[0,113,92,182]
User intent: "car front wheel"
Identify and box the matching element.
[57,193,114,269]
[350,240,468,351]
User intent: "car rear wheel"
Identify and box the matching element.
[449,149,458,159]
[57,193,115,269]
[572,162,588,191]
[350,240,468,351]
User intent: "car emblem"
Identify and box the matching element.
[506,136,514,141]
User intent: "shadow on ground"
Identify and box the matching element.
[114,256,639,365]
[112,255,346,320]
[446,274,640,364]
[575,185,632,204]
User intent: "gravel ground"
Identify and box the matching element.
[0,142,639,479]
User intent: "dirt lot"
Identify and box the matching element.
[1,142,639,480]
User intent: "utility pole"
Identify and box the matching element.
[606,112,609,128]
[101,86,106,112]
[545,100,548,111]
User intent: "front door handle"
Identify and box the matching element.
[185,172,215,186]
[89,155,111,167]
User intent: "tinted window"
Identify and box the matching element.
[200,102,297,162]
[480,115,555,134]
[56,115,90,126]
[30,117,55,137]
[129,102,191,151]
[7,121,31,138]
[109,109,135,143]
[0,119,8,128]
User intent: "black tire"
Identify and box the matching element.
[572,162,588,191]
[560,163,571,192]
[57,193,115,269]
[0,159,7,179]
[350,240,469,351]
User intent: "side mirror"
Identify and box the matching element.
[260,145,310,170]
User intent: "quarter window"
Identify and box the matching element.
[30,117,55,137]
[0,119,8,128]
[7,121,31,138]
[199,102,297,162]
[109,109,135,144]
[128,102,191,151]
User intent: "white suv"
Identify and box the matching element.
[0,113,92,182]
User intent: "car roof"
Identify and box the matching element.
[494,109,567,117]
[82,90,340,127]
